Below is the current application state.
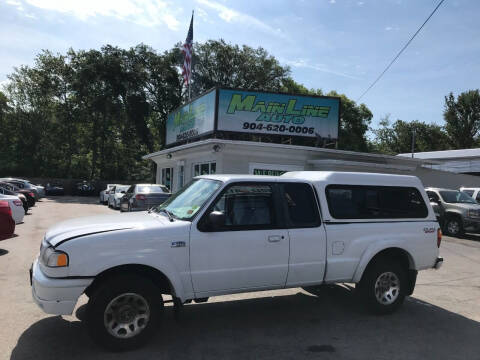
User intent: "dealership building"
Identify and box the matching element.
[144,88,480,192]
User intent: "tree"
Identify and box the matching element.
[373,115,450,154]
[189,39,290,96]
[0,40,374,180]
[444,90,480,148]
[326,91,372,152]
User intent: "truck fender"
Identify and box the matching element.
[351,240,415,283]
[445,210,463,220]
[82,257,190,302]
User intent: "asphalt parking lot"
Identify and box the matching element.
[1,197,480,360]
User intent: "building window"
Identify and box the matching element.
[161,167,173,191]
[194,162,216,177]
[178,165,184,188]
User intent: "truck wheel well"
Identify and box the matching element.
[445,212,462,221]
[362,247,417,295]
[84,264,174,298]
[366,247,414,273]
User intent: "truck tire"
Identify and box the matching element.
[445,216,464,237]
[85,275,163,351]
[357,259,407,315]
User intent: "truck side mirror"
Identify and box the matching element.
[209,211,225,229]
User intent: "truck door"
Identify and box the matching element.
[280,183,327,286]
[189,182,289,295]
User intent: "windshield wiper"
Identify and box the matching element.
[159,209,175,222]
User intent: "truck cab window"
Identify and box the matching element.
[212,184,275,228]
[283,183,320,227]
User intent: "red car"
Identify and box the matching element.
[0,201,15,240]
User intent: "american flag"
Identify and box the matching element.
[181,12,194,86]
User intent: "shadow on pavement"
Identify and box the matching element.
[0,248,8,256]
[462,233,480,242]
[44,196,101,205]
[11,285,480,360]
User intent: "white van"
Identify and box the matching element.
[30,171,443,350]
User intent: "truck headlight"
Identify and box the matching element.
[468,209,480,218]
[41,247,69,267]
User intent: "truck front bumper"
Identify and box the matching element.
[30,259,93,315]
[463,219,480,233]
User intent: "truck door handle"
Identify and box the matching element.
[268,235,283,243]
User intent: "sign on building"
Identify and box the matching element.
[217,89,339,140]
[165,87,340,146]
[166,89,216,146]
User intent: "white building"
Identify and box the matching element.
[144,139,480,192]
[398,148,480,176]
[143,87,480,192]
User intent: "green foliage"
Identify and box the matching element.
[190,39,290,95]
[0,40,373,179]
[1,45,183,180]
[444,90,480,148]
[372,115,450,154]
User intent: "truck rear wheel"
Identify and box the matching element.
[357,260,407,315]
[85,275,163,351]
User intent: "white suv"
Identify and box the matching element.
[30,172,443,350]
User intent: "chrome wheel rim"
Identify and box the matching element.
[447,220,459,235]
[104,293,150,339]
[374,272,400,305]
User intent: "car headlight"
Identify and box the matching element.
[41,246,69,267]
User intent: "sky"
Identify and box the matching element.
[1,0,479,131]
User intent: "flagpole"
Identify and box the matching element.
[189,10,194,102]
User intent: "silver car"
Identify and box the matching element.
[426,187,480,237]
[108,185,130,209]
[0,178,44,199]
[120,184,171,212]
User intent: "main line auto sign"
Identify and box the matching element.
[217,89,339,140]
[165,88,340,146]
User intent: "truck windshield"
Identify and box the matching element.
[154,179,222,221]
[439,190,476,204]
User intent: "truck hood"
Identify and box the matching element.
[45,211,172,247]
[446,202,480,211]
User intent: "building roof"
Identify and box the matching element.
[398,148,480,160]
[144,138,434,165]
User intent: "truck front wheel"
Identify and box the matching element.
[445,216,464,237]
[357,260,407,315]
[85,275,163,351]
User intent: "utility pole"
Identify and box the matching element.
[411,128,416,158]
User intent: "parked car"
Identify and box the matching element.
[120,184,171,212]
[0,194,25,224]
[0,178,43,200]
[74,181,96,196]
[0,201,15,240]
[0,182,36,208]
[426,187,480,237]
[45,182,65,196]
[0,187,28,214]
[31,172,442,350]
[459,187,480,203]
[108,185,130,209]
[99,184,118,205]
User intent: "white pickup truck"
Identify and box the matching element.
[31,171,443,350]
